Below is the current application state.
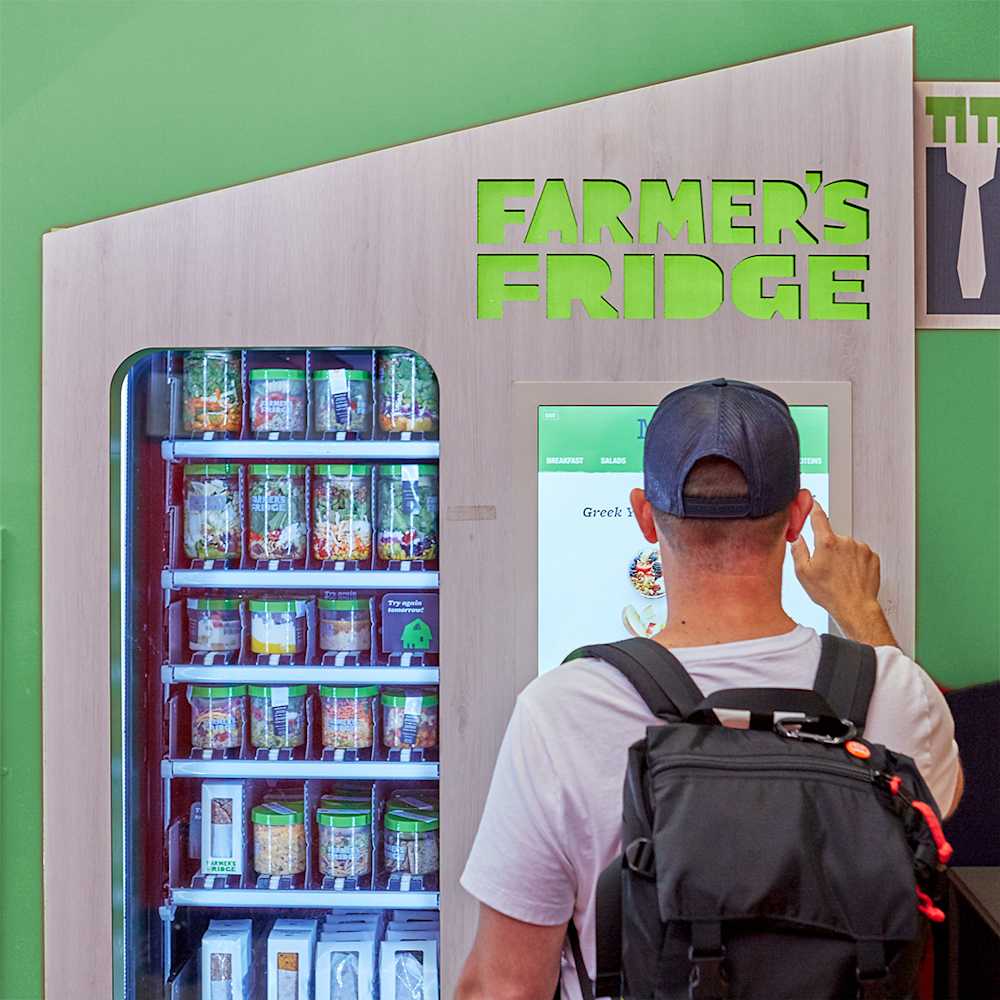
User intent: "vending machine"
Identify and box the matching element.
[41,28,915,1000]
[117,347,442,998]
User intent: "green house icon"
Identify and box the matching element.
[401,618,433,651]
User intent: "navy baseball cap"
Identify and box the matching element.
[644,378,800,519]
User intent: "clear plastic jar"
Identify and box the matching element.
[318,598,372,653]
[383,810,440,876]
[377,351,438,436]
[252,802,306,876]
[249,599,307,655]
[317,807,373,878]
[377,465,438,562]
[249,685,307,749]
[381,689,439,750]
[249,368,306,434]
[312,465,372,562]
[188,685,246,750]
[187,598,242,652]
[183,464,242,561]
[313,369,372,435]
[182,350,242,435]
[248,464,307,561]
[320,685,377,750]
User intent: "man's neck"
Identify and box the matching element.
[654,570,796,649]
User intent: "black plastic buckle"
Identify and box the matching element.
[624,838,656,880]
[688,946,728,1000]
[774,714,857,745]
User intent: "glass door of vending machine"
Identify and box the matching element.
[116,347,442,1000]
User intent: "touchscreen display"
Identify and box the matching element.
[536,405,830,673]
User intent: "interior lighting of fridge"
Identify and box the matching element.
[113,347,442,1000]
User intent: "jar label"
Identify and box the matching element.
[250,493,293,513]
[186,494,230,513]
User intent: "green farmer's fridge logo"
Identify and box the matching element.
[476,177,871,320]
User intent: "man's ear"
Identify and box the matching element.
[785,488,813,542]
[630,488,659,543]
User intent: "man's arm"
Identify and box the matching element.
[456,904,567,1000]
[792,500,964,817]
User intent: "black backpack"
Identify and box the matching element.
[560,635,952,1000]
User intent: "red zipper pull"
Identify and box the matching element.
[916,886,946,923]
[910,800,954,865]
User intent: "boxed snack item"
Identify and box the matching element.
[316,936,376,1000]
[390,910,438,922]
[201,919,252,1000]
[200,781,245,875]
[384,928,440,942]
[378,940,438,1000]
[267,919,318,1000]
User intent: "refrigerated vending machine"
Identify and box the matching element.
[42,28,916,999]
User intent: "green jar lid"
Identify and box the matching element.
[188,685,247,698]
[317,808,372,828]
[248,599,305,613]
[319,685,379,698]
[314,464,371,477]
[249,368,306,380]
[381,689,439,708]
[248,464,306,476]
[184,463,239,476]
[384,809,440,833]
[320,792,371,812]
[312,368,371,381]
[317,598,369,612]
[248,685,308,698]
[379,465,438,477]
[252,802,305,825]
[187,598,241,611]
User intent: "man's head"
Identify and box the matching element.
[630,379,813,575]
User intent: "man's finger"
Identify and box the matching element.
[790,535,810,572]
[809,499,834,542]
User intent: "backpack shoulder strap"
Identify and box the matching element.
[565,637,705,721]
[813,633,877,734]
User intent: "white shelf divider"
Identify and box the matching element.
[163,664,439,686]
[170,888,439,910]
[162,439,439,462]
[162,569,439,591]
[162,758,439,780]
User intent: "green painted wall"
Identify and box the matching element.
[1,1,997,996]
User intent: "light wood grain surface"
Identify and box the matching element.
[42,28,913,998]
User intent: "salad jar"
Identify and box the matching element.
[383,810,440,876]
[248,464,307,561]
[252,802,306,876]
[249,368,306,434]
[313,369,372,435]
[249,599,307,655]
[377,351,439,436]
[312,465,372,563]
[381,689,439,750]
[318,598,371,654]
[377,465,438,562]
[317,807,373,878]
[319,685,377,750]
[187,598,242,652]
[188,685,246,751]
[183,464,242,561]
[182,350,242,435]
[249,685,307,749]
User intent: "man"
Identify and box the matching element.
[457,379,962,1000]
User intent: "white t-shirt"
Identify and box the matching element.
[460,626,960,999]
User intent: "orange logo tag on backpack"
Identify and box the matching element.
[845,740,871,760]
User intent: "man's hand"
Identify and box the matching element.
[791,501,897,647]
[456,904,566,1000]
